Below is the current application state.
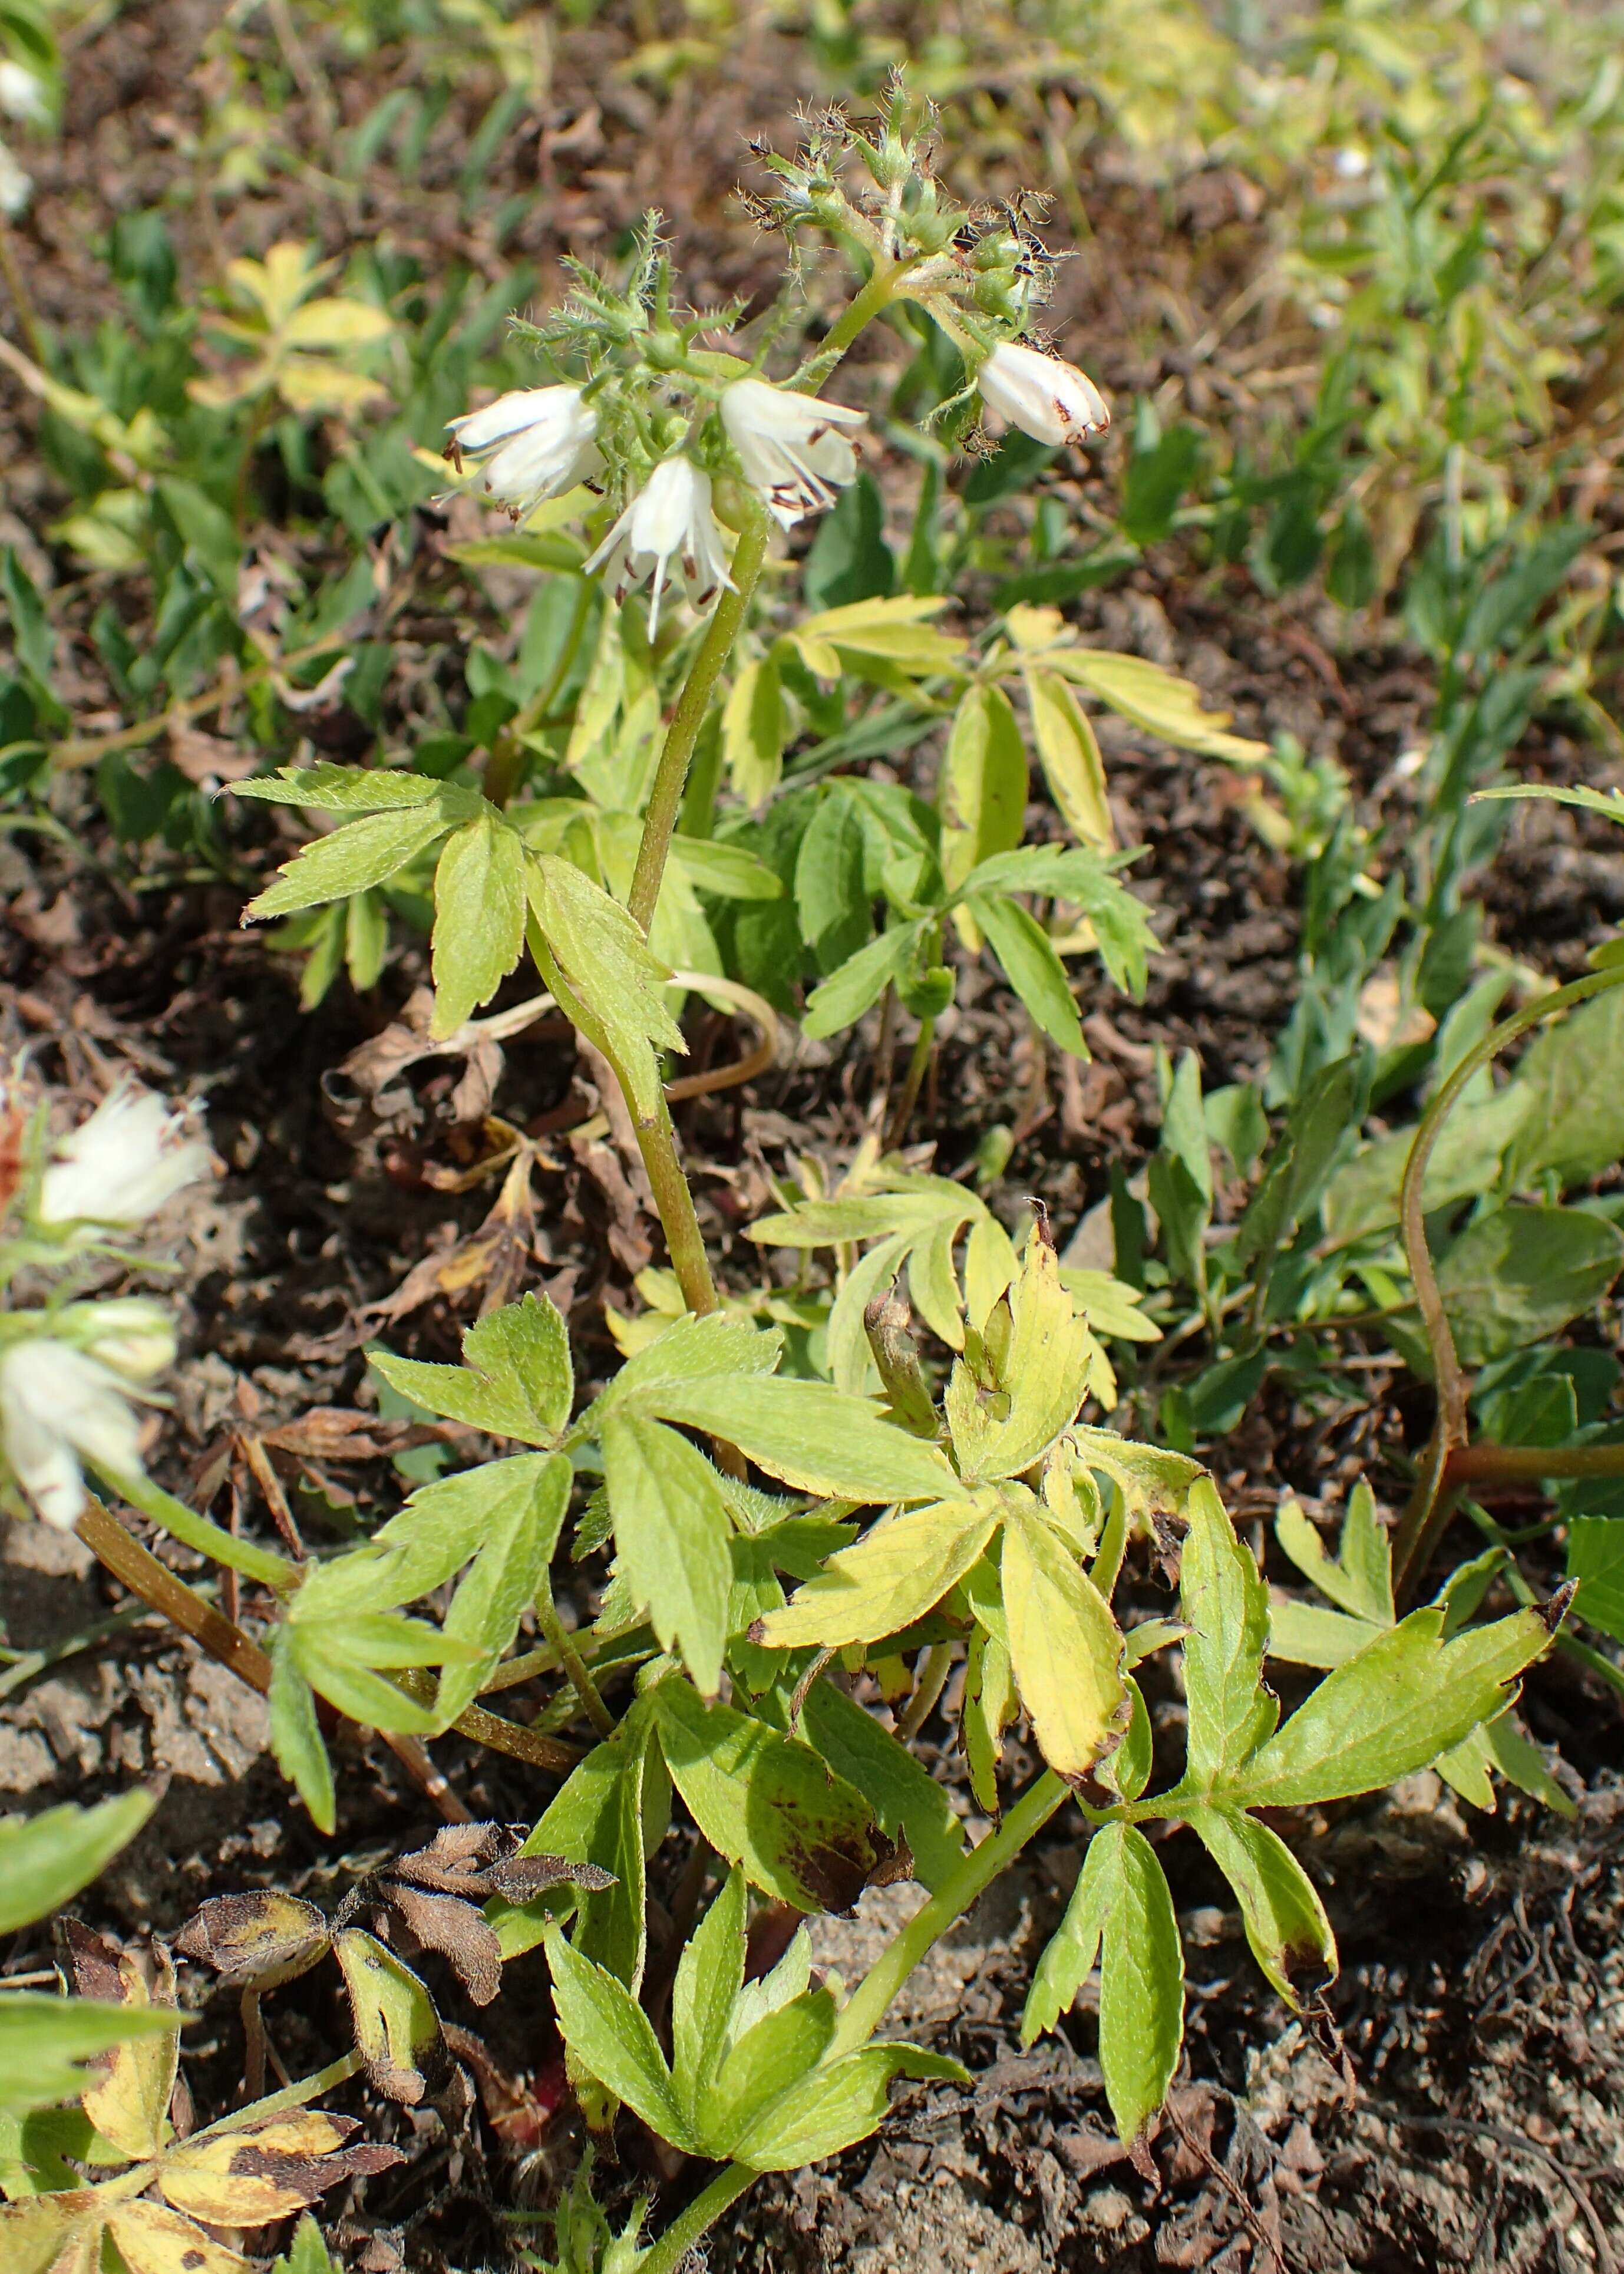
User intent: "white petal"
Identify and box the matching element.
[38,1082,212,1227]
[0,1342,146,1527]
[449,385,589,456]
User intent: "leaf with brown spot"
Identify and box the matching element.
[333,1928,448,2105]
[64,1926,179,2161]
[105,2200,249,2274]
[159,2112,404,2226]
[0,2192,103,2274]
[173,1893,331,1991]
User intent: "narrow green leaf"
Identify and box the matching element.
[672,1867,748,2119]
[0,1997,177,2119]
[802,921,925,1041]
[1094,1822,1184,2147]
[245,807,454,920]
[543,1927,692,2148]
[528,853,685,1118]
[971,892,1087,1056]
[1022,1823,1110,2045]
[0,1793,157,1936]
[430,812,527,1036]
[1230,1603,1559,1808]
[700,1989,839,2156]
[1178,1477,1278,1789]
[236,764,455,813]
[1189,1805,1336,2006]
[438,1453,570,1721]
[600,1413,734,1697]
[1275,1483,1393,1625]
[797,1681,969,1892]
[725,2042,968,2170]
[268,1630,334,1834]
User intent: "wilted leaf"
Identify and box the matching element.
[1002,1507,1128,1786]
[333,1929,448,2104]
[106,2200,249,2274]
[159,2113,404,2225]
[65,1926,179,2161]
[174,1892,329,1990]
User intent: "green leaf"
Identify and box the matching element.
[1322,1082,1531,1244]
[671,836,783,901]
[0,1792,157,1936]
[543,1926,692,2147]
[651,1683,878,1912]
[802,922,926,1041]
[236,764,456,813]
[156,476,240,595]
[527,853,685,1118]
[285,1610,476,1736]
[794,788,870,972]
[1229,1603,1560,1808]
[430,812,527,1037]
[1189,1806,1336,2006]
[0,1996,177,2119]
[699,1988,839,2153]
[1567,1516,1624,1642]
[1002,1507,1127,1785]
[371,1291,573,1446]
[1082,1821,1184,2147]
[319,1452,565,1615]
[1177,1478,1279,1790]
[274,2214,342,2274]
[437,1453,570,1721]
[1505,988,1624,1187]
[600,1414,733,1696]
[940,684,1028,900]
[1022,668,1112,849]
[598,1309,782,1408]
[797,1681,969,1893]
[960,845,1154,996]
[724,2042,968,2170]
[1275,1483,1393,1625]
[245,806,456,920]
[493,1702,663,1980]
[2,546,57,695]
[332,1929,446,2106]
[1265,1598,1375,1668]
[671,1867,747,2121]
[1428,1204,1624,1367]
[1236,1052,1368,1298]
[754,1499,997,1652]
[1022,1820,1109,2044]
[971,892,1086,1056]
[638,1374,961,1505]
[268,1629,334,1834]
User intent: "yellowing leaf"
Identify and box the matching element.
[107,2200,249,2274]
[159,2112,397,2226]
[755,1499,999,1652]
[1049,649,1269,764]
[282,297,393,349]
[277,358,390,415]
[70,1934,179,2162]
[960,1236,1094,1483]
[1002,1506,1128,1786]
[1023,669,1113,849]
[333,1929,446,2105]
[0,2193,103,2274]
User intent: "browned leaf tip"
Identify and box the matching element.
[61,1918,126,2003]
[381,1883,504,2007]
[173,1892,330,1988]
[1537,1577,1579,1634]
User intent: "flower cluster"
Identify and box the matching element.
[445,101,1108,632]
[0,1080,212,1530]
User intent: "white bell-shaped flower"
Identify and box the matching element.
[64,1298,179,1382]
[583,457,735,633]
[0,1339,147,1529]
[447,386,602,519]
[976,341,1110,447]
[38,1081,213,1233]
[721,378,867,529]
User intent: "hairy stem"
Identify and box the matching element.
[535,1589,616,1741]
[1391,965,1624,1603]
[629,503,771,935]
[1447,1441,1624,1484]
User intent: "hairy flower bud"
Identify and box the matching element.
[583,456,735,633]
[447,385,602,519]
[976,341,1110,448]
[720,379,867,530]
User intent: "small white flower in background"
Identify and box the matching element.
[0,60,47,124]
[61,1297,178,1382]
[584,456,735,633]
[0,139,29,219]
[721,378,866,529]
[38,1080,213,1232]
[0,1339,147,1529]
[976,341,1110,448]
[447,385,602,519]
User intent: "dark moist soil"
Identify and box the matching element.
[6,5,1624,2270]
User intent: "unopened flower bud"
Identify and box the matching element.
[976,341,1110,448]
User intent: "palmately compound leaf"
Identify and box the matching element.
[1176,1477,1278,1791]
[435,1453,571,1722]
[1024,1822,1183,2148]
[371,1289,573,1445]
[600,1412,734,1697]
[1002,1506,1128,1788]
[753,1498,998,1653]
[651,1682,879,1913]
[542,1926,695,2151]
[1224,1600,1564,1810]
[1188,1804,1336,2007]
[0,1791,157,1936]
[430,809,527,1037]
[1275,1482,1394,1626]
